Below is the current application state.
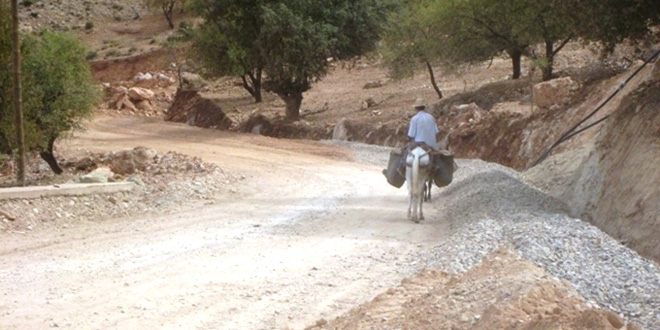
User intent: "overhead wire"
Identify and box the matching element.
[533,48,660,167]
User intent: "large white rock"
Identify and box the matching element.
[128,87,155,101]
[80,167,114,183]
[533,77,580,108]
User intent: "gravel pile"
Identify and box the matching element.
[421,159,660,329]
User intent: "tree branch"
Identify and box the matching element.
[552,35,573,57]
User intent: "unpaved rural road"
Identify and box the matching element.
[0,116,448,329]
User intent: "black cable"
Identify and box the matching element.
[533,48,660,166]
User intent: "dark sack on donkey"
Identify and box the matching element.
[385,149,405,188]
[432,150,457,188]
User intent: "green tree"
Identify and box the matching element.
[191,0,397,119]
[381,0,498,99]
[381,0,445,99]
[262,1,396,119]
[566,0,660,50]
[430,0,545,80]
[145,0,179,29]
[190,0,266,103]
[0,25,98,174]
[420,0,660,81]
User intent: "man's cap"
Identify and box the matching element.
[412,98,426,109]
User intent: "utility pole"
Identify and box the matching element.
[11,0,26,186]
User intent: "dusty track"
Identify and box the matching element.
[0,116,448,329]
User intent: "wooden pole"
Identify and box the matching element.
[11,0,26,186]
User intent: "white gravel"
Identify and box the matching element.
[420,159,660,329]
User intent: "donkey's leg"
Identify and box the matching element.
[427,180,432,201]
[419,189,424,221]
[412,195,419,223]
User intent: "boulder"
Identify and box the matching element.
[180,72,208,90]
[332,118,351,141]
[80,167,114,183]
[165,89,234,129]
[109,147,157,175]
[128,87,155,101]
[533,77,580,108]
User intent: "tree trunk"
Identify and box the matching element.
[253,75,262,103]
[11,0,26,186]
[509,49,522,79]
[542,40,554,81]
[40,135,63,174]
[242,69,263,103]
[163,3,174,29]
[424,60,443,99]
[281,92,303,120]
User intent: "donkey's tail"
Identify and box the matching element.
[412,153,419,197]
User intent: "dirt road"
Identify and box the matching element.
[0,117,448,329]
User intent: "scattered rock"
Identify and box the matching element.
[363,80,383,89]
[127,174,145,187]
[450,103,488,126]
[360,97,377,110]
[133,72,153,82]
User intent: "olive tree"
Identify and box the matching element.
[191,0,398,119]
[0,26,98,174]
[417,0,660,81]
[381,0,500,99]
[190,0,267,103]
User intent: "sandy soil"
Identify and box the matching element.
[0,116,449,329]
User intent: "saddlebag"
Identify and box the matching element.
[432,150,457,188]
[384,149,405,188]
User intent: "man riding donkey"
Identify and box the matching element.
[383,98,456,222]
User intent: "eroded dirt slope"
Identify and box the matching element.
[316,249,632,330]
[527,60,660,263]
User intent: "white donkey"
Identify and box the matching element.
[405,146,431,223]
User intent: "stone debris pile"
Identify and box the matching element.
[1,147,236,232]
[104,71,176,117]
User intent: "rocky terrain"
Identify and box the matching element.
[1,147,238,233]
